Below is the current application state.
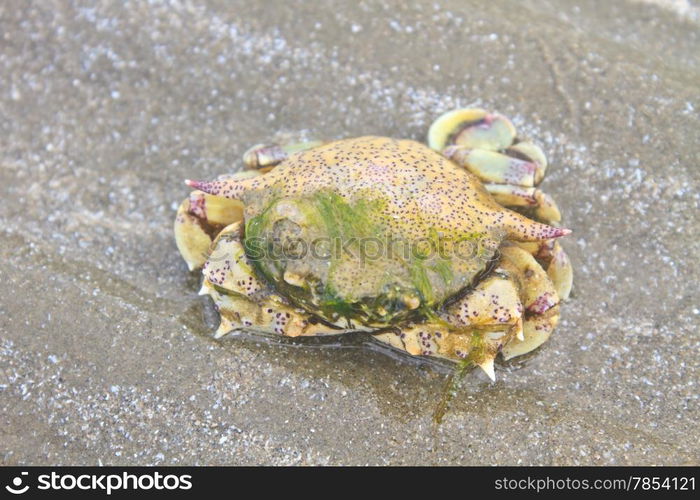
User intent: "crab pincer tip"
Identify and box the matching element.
[557,227,572,237]
[185,179,200,188]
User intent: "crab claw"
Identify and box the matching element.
[173,188,246,271]
[173,196,214,271]
[533,190,562,223]
[243,143,289,171]
[175,171,258,270]
[186,190,244,226]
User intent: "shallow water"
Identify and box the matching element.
[1,0,698,464]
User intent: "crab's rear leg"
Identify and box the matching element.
[429,108,560,224]
[429,108,573,297]
[243,141,325,171]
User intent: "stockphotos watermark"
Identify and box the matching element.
[4,470,192,495]
[207,232,502,264]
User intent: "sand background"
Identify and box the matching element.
[1,0,698,464]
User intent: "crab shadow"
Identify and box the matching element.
[178,296,547,424]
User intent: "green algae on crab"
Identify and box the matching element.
[244,187,497,327]
[176,111,573,380]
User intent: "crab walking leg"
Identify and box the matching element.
[430,108,559,221]
[505,141,548,185]
[374,274,525,380]
[243,141,325,171]
[201,222,363,338]
[444,146,561,223]
[203,281,338,339]
[545,241,573,300]
[428,109,546,180]
[444,146,538,187]
[501,306,560,360]
[428,108,516,152]
[484,184,562,224]
[512,240,573,301]
[373,323,509,382]
[498,245,562,359]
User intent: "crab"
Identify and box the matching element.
[174,108,573,380]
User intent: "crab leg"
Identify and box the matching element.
[444,146,538,187]
[200,221,360,338]
[484,184,562,223]
[243,141,325,171]
[501,306,560,360]
[374,244,563,379]
[373,321,510,382]
[506,141,548,184]
[430,108,561,224]
[498,245,561,360]
[543,241,573,300]
[428,108,516,152]
[444,145,562,223]
[512,240,573,300]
